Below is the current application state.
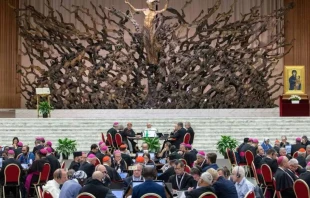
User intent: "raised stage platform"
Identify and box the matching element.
[0,108,309,158]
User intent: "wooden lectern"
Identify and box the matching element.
[36,88,51,118]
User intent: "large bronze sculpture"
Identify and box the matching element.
[15,0,294,109]
[125,0,169,65]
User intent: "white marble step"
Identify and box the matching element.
[0,118,309,153]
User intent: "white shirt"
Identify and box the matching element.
[42,179,60,198]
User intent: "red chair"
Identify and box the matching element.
[294,179,310,198]
[245,151,254,177]
[101,132,106,143]
[226,148,236,167]
[273,178,282,198]
[16,153,22,160]
[261,164,275,197]
[94,157,101,166]
[292,151,298,159]
[42,190,53,198]
[32,163,51,197]
[107,133,114,148]
[183,133,190,144]
[198,192,218,198]
[244,191,255,198]
[2,164,22,198]
[184,165,191,173]
[179,158,187,166]
[77,192,96,198]
[115,133,123,147]
[141,193,162,198]
[61,161,65,169]
[37,186,43,198]
[250,162,260,186]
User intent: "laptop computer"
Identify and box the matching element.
[143,130,157,138]
[111,189,124,198]
[119,172,128,179]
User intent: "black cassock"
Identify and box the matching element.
[274,168,296,198]
[68,161,80,172]
[299,171,310,189]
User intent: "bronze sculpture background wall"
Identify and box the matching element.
[16,0,293,109]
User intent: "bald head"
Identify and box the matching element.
[92,171,104,181]
[96,165,107,173]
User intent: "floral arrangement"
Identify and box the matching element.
[289,95,301,101]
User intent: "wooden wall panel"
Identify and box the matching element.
[284,0,310,97]
[0,0,20,108]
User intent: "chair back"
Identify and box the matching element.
[107,133,114,147]
[4,164,21,185]
[39,163,51,184]
[294,179,310,198]
[94,157,101,166]
[261,164,273,184]
[77,192,96,198]
[42,190,53,198]
[101,132,106,143]
[183,133,190,144]
[245,151,254,166]
[251,161,260,185]
[198,192,218,198]
[292,151,299,159]
[61,161,65,169]
[226,148,235,165]
[184,165,191,173]
[115,133,123,147]
[37,186,43,198]
[244,191,255,198]
[141,193,162,198]
[273,178,282,198]
[16,153,23,160]
[179,158,187,166]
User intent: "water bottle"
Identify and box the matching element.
[146,130,149,137]
[117,167,121,174]
[29,159,33,165]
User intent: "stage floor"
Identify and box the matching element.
[0,109,15,118]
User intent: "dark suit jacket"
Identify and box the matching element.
[186,127,195,145]
[121,153,133,167]
[296,156,306,168]
[158,167,175,183]
[291,144,305,156]
[299,170,310,188]
[0,158,24,184]
[185,186,215,198]
[46,154,61,180]
[123,176,144,188]
[79,179,109,198]
[261,157,278,173]
[14,147,22,158]
[168,173,195,190]
[68,161,80,172]
[104,164,121,181]
[184,151,196,167]
[213,176,238,198]
[79,162,95,178]
[132,180,166,198]
[170,128,187,149]
[96,152,106,164]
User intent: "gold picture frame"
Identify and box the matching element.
[284,65,306,95]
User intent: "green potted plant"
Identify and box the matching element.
[216,135,238,159]
[56,138,77,160]
[38,101,53,118]
[289,95,301,104]
[142,137,161,152]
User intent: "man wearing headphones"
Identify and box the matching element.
[42,168,68,198]
[232,166,254,198]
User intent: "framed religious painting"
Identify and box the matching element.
[284,65,306,95]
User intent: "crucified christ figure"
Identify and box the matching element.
[125,0,169,65]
